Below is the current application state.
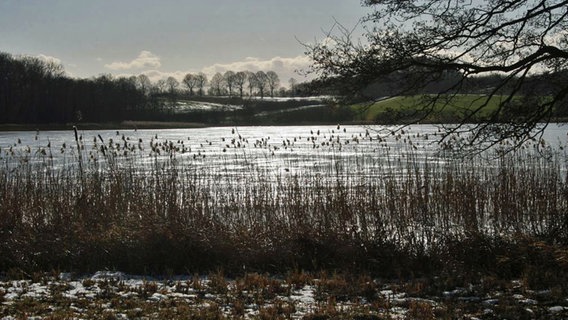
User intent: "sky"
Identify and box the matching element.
[0,0,369,86]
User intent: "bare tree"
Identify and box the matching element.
[136,74,151,96]
[40,58,65,79]
[195,72,208,96]
[266,71,280,98]
[246,71,257,97]
[165,77,180,107]
[234,71,247,98]
[223,71,236,96]
[210,72,225,96]
[289,77,298,96]
[154,79,167,94]
[182,73,197,96]
[306,0,568,152]
[255,71,268,99]
[166,77,179,95]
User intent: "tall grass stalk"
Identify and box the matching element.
[0,130,567,281]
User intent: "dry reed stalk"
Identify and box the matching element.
[0,131,566,279]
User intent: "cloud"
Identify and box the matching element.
[36,54,62,65]
[113,55,315,88]
[201,55,313,86]
[202,55,311,75]
[545,29,568,47]
[137,69,188,83]
[105,50,161,70]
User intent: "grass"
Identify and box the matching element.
[1,270,567,318]
[351,94,521,123]
[0,126,567,287]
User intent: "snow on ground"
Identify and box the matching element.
[246,95,335,102]
[172,100,243,112]
[254,104,327,117]
[171,96,333,113]
[1,272,568,319]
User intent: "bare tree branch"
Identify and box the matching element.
[306,0,568,152]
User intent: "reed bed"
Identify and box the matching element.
[0,126,567,286]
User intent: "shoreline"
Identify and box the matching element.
[0,118,565,132]
[0,120,375,132]
[0,121,209,132]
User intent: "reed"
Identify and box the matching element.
[0,128,567,286]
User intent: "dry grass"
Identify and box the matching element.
[1,271,567,319]
[0,128,567,289]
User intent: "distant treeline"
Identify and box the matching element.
[0,52,155,124]
[6,51,565,126]
[0,52,320,125]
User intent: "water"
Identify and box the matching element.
[0,124,566,181]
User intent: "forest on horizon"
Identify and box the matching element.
[1,51,567,127]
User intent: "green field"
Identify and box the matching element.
[351,94,522,123]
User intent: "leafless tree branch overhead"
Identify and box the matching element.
[306,0,568,150]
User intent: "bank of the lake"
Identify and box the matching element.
[0,121,209,132]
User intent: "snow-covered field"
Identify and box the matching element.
[246,95,335,102]
[254,104,327,117]
[169,96,333,113]
[1,271,567,319]
[172,100,243,112]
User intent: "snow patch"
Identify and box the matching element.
[91,271,127,281]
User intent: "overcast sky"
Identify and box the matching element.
[0,0,368,85]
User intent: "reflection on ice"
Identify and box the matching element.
[0,124,566,184]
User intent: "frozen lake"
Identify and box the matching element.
[0,123,566,182]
